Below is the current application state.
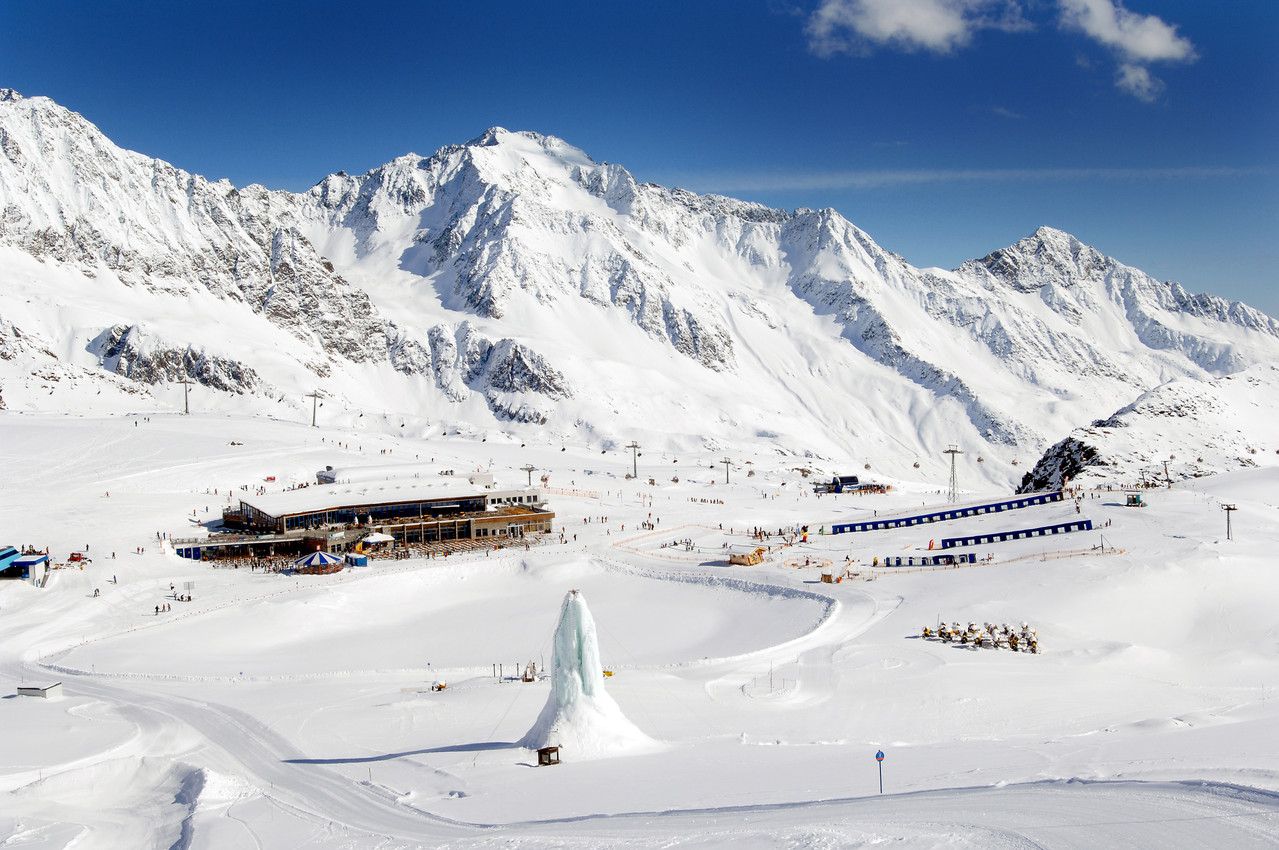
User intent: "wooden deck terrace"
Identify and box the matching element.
[200,531,555,572]
[171,530,300,548]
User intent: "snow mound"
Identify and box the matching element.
[520,590,660,760]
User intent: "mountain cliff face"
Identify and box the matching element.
[1,89,1276,485]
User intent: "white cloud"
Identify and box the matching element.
[989,105,1025,119]
[1058,0,1196,63]
[1058,0,1196,100]
[806,0,1030,56]
[803,0,1197,102]
[668,166,1271,194]
[1115,62,1162,102]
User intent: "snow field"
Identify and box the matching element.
[53,556,829,679]
[0,413,1278,846]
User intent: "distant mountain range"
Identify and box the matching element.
[2,89,1277,488]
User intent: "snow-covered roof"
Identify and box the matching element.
[317,462,493,486]
[240,478,485,518]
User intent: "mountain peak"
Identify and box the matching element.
[1030,225,1072,241]
[974,225,1106,290]
[463,127,599,169]
[472,126,511,146]
[1017,225,1088,258]
[1023,225,1083,253]
[0,89,22,103]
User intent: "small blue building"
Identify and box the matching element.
[828,475,860,493]
[1,547,48,585]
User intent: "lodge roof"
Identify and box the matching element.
[239,477,488,519]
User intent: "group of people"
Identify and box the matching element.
[212,556,296,572]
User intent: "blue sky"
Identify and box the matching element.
[3,1,1275,315]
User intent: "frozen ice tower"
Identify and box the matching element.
[520,590,659,759]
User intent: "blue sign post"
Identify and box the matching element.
[875,749,885,794]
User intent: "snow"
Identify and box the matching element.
[1,412,1278,847]
[236,474,486,518]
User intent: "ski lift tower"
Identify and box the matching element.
[178,377,193,415]
[1223,503,1237,541]
[521,464,537,486]
[626,441,640,479]
[944,445,963,503]
[305,390,322,428]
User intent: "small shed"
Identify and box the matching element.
[537,746,561,766]
[17,682,62,699]
[345,553,368,567]
[1125,491,1145,508]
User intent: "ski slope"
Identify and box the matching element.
[1,412,1278,847]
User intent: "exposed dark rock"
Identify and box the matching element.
[1018,438,1104,492]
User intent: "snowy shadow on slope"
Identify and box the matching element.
[283,741,520,765]
[168,767,205,850]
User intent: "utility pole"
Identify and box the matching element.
[178,377,192,415]
[721,457,731,484]
[626,441,640,479]
[305,390,321,428]
[1223,504,1237,541]
[944,445,963,503]
[521,464,536,486]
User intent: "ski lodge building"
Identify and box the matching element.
[174,470,554,561]
[0,546,49,586]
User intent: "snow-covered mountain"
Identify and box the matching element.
[2,89,1277,486]
[1018,363,1279,491]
